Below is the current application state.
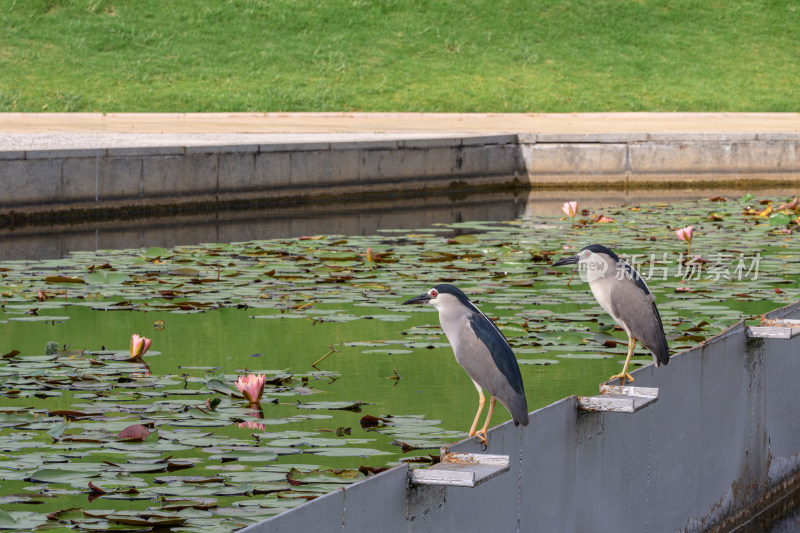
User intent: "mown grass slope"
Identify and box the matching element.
[1,0,798,112]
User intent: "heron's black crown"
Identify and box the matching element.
[579,244,619,261]
[580,244,652,296]
[431,283,473,307]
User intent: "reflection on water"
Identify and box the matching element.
[2,186,796,261]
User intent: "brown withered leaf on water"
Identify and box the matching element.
[45,275,86,284]
[391,440,423,453]
[603,339,626,348]
[778,196,799,211]
[119,424,151,441]
[358,465,389,476]
[360,414,390,429]
[590,214,616,223]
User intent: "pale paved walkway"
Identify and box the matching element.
[2,112,799,133]
[2,111,798,151]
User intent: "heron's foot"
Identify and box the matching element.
[608,372,634,385]
[474,430,488,448]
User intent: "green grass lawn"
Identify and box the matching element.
[1,0,798,112]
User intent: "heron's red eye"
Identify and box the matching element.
[430,289,438,298]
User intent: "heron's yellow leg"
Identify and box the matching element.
[474,397,496,446]
[468,388,486,437]
[608,336,636,385]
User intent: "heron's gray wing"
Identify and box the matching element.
[608,276,670,365]
[467,313,525,395]
[466,312,529,426]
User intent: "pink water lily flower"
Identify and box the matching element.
[238,420,266,431]
[562,201,578,227]
[676,225,694,255]
[130,334,152,359]
[676,225,693,242]
[235,374,266,404]
[561,201,578,217]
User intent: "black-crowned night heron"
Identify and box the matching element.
[402,284,529,446]
[552,244,670,384]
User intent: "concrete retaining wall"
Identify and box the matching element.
[520,132,800,186]
[241,302,800,533]
[2,132,800,216]
[0,135,523,213]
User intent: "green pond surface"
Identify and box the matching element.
[0,193,798,531]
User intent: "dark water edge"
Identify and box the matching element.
[2,186,797,261]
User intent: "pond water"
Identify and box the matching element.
[1,188,799,531]
[2,187,786,261]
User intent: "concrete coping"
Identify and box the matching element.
[3,130,799,158]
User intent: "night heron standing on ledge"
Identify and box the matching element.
[552,244,670,384]
[403,284,529,446]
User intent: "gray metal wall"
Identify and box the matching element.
[242,302,800,533]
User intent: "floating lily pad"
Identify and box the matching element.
[29,468,99,484]
[83,272,131,285]
[296,401,364,411]
[306,447,393,457]
[9,316,70,322]
[556,352,615,360]
[360,349,414,355]
[286,468,364,484]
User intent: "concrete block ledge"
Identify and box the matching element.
[1,131,799,217]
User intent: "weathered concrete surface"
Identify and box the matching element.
[519,132,800,187]
[0,134,525,214]
[240,301,800,533]
[1,113,799,217]
[2,112,799,135]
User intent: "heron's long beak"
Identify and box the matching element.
[552,254,580,267]
[402,293,431,305]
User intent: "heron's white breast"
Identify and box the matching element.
[589,277,618,323]
[437,307,462,347]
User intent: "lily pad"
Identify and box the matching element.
[556,352,615,360]
[9,316,70,322]
[296,401,364,411]
[306,447,393,457]
[83,272,130,285]
[29,468,98,484]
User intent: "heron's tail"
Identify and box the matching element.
[652,332,670,366]
[510,398,530,427]
[648,303,670,366]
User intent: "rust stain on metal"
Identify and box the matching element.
[690,458,800,533]
[441,453,475,465]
